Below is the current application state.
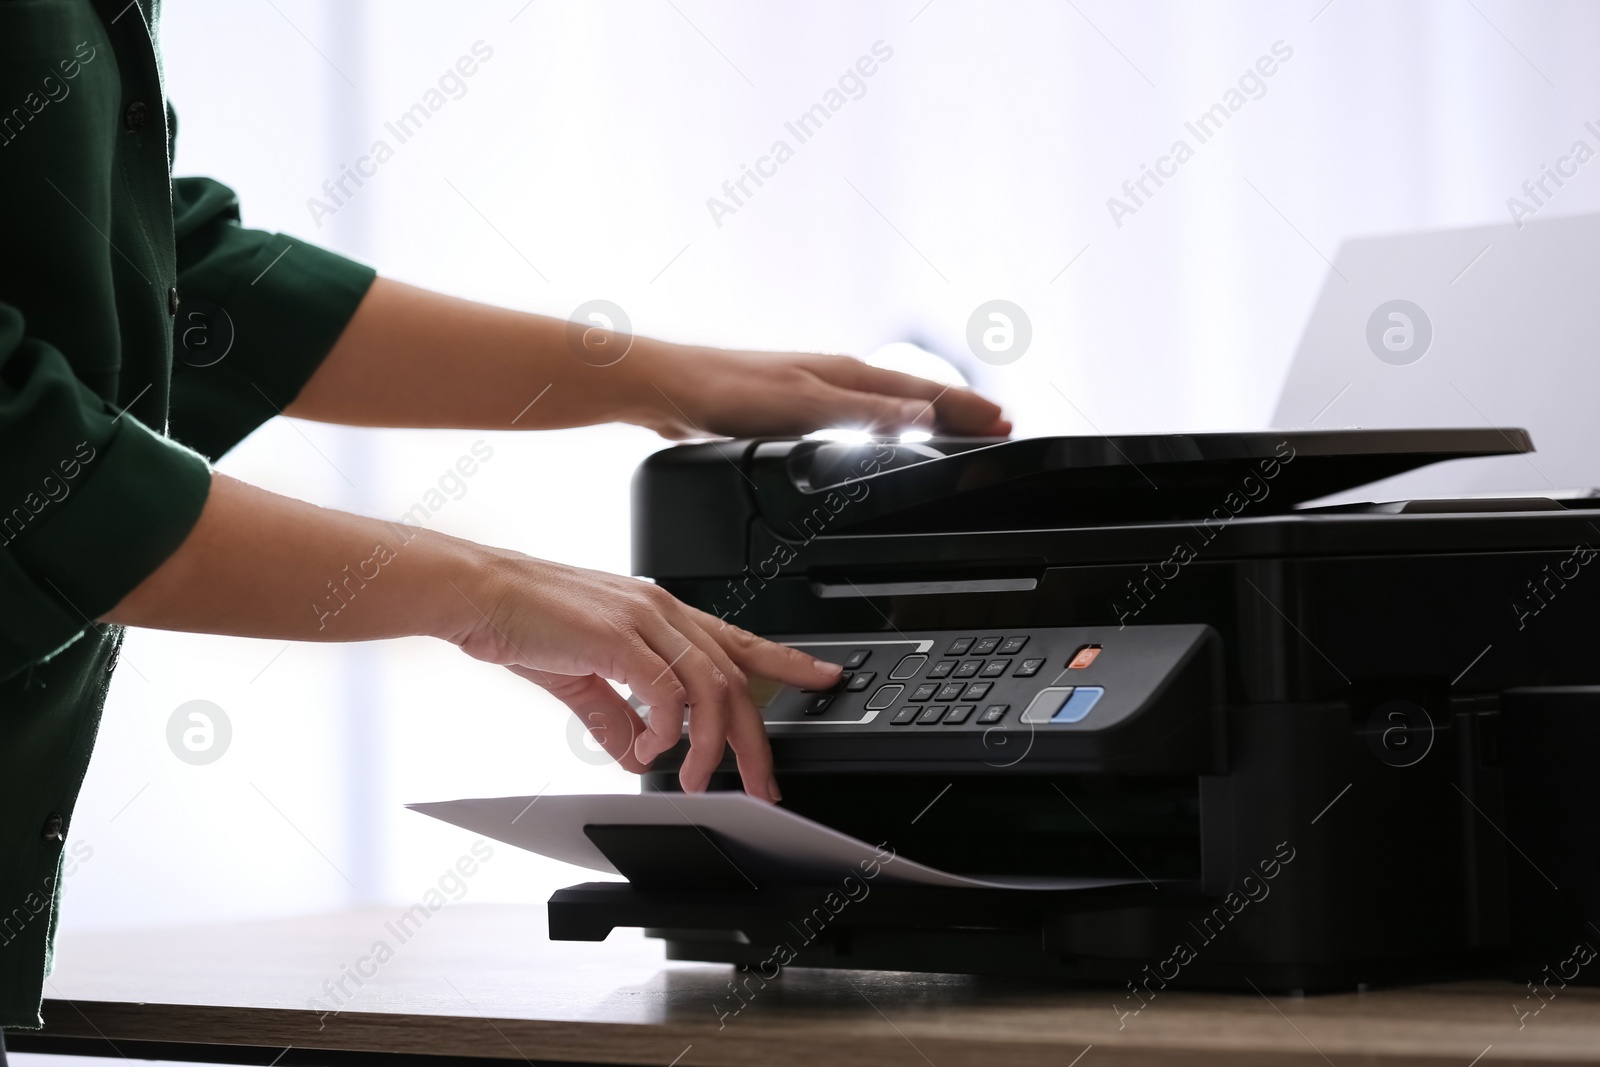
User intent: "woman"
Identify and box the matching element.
[0,0,1009,1044]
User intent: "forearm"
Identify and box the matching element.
[102,469,839,800]
[104,471,489,643]
[288,277,1010,439]
[286,277,660,431]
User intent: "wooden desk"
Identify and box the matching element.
[8,903,1600,1065]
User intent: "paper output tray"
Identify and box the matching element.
[546,873,1185,946]
[556,821,1189,949]
[409,794,1192,972]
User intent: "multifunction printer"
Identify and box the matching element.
[547,430,1600,990]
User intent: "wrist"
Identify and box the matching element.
[606,337,703,432]
[417,531,514,646]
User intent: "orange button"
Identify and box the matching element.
[1068,645,1101,670]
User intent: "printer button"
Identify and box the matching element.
[1015,658,1046,677]
[978,704,1008,724]
[806,694,835,715]
[963,681,993,701]
[910,682,939,702]
[1069,645,1102,670]
[844,649,872,669]
[1021,687,1074,724]
[972,637,1002,655]
[936,681,967,702]
[865,684,904,711]
[890,655,927,680]
[917,704,948,724]
[846,671,876,692]
[998,636,1029,655]
[953,659,983,679]
[1052,686,1104,723]
[891,706,920,725]
[945,637,974,655]
[981,659,1010,678]
[944,704,975,724]
[928,659,956,679]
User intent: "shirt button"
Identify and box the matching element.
[41,814,64,842]
[168,286,180,315]
[124,101,148,131]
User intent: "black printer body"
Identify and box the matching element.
[548,430,1600,991]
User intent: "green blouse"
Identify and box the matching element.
[0,0,375,1027]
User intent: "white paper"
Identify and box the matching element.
[407,792,1146,891]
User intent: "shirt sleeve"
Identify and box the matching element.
[168,176,377,461]
[0,305,212,678]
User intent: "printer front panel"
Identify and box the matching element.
[685,623,1227,776]
[637,622,1224,891]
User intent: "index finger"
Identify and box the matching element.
[690,609,842,689]
[803,357,1009,435]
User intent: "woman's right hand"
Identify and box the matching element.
[451,553,841,802]
[107,474,838,802]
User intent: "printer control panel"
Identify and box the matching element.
[760,624,1215,738]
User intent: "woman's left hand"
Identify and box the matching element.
[621,343,1012,440]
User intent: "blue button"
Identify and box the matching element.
[1051,686,1104,723]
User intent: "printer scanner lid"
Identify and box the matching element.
[741,427,1534,534]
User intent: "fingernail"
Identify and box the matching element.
[766,774,783,802]
[814,659,842,674]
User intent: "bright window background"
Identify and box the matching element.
[57,0,1600,937]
